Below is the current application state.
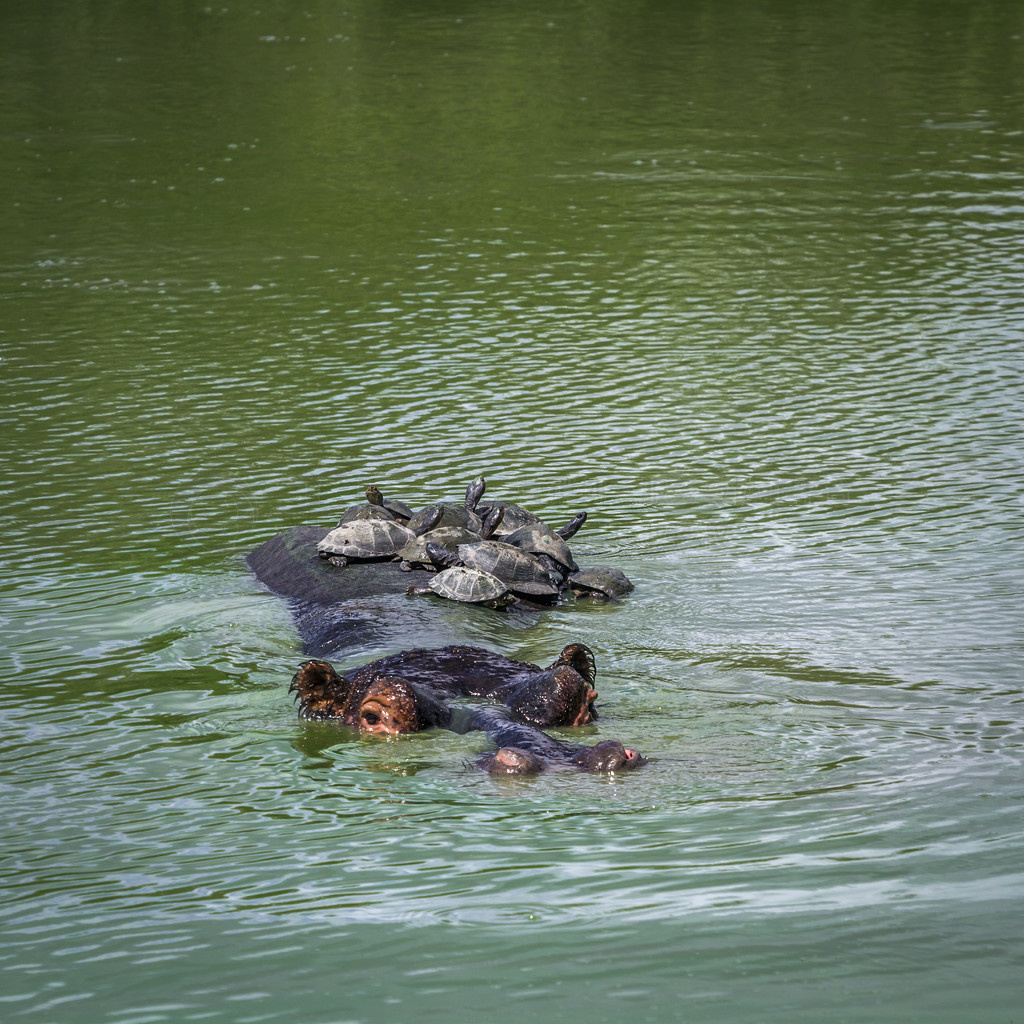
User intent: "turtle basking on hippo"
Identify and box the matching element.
[248,475,646,774]
[247,475,633,615]
[289,643,645,774]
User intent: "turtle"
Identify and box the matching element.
[396,505,504,571]
[567,566,635,600]
[406,566,516,608]
[365,485,414,522]
[406,475,486,534]
[475,499,541,536]
[317,506,442,566]
[397,525,483,572]
[500,521,579,575]
[433,539,562,597]
[337,485,415,525]
[337,497,396,525]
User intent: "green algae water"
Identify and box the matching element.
[2,2,1023,1021]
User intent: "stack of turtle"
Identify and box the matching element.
[316,476,634,607]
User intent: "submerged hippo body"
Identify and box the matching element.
[247,526,546,655]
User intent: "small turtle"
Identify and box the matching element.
[317,507,442,566]
[397,525,482,572]
[567,566,635,600]
[337,496,396,525]
[337,486,415,525]
[406,566,515,608]
[433,539,562,597]
[406,475,486,533]
[365,485,414,522]
[500,521,578,575]
[397,506,503,572]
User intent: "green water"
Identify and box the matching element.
[2,2,1023,1021]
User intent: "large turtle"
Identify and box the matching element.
[431,539,562,597]
[317,506,442,566]
[406,566,516,608]
[475,499,541,536]
[567,566,635,599]
[500,521,578,576]
[406,476,486,534]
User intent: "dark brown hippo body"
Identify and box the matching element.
[246,526,550,656]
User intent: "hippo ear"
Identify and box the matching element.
[289,660,353,719]
[552,642,596,686]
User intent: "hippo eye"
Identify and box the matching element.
[362,711,380,726]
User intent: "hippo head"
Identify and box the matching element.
[290,661,451,734]
[355,676,425,735]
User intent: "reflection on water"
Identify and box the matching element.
[2,1,1023,1021]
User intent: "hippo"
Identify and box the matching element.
[288,652,646,774]
[338,643,599,728]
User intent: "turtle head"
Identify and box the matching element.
[465,475,486,510]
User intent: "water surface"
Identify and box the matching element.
[2,2,1023,1021]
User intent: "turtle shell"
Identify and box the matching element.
[568,566,634,598]
[500,522,578,572]
[338,503,396,525]
[457,540,561,596]
[477,501,541,536]
[317,519,414,560]
[407,502,482,534]
[397,526,482,565]
[427,566,511,604]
